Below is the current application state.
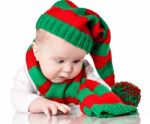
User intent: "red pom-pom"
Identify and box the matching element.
[111,81,141,107]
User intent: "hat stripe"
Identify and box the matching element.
[45,6,91,36]
[91,42,110,56]
[97,61,114,79]
[90,50,111,68]
[104,74,115,87]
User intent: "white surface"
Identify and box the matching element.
[12,106,141,124]
[0,0,150,123]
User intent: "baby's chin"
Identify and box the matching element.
[49,77,68,83]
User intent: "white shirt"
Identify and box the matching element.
[11,59,110,112]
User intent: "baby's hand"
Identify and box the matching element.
[28,97,71,117]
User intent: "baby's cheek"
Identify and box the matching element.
[40,65,57,79]
[72,66,82,77]
[46,69,58,78]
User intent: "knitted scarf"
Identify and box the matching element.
[26,45,137,118]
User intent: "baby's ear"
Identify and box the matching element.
[32,42,39,61]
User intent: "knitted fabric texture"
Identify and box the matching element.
[26,46,137,118]
[36,0,115,87]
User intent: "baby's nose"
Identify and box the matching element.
[63,64,73,73]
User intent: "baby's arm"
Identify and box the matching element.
[11,66,71,117]
[11,66,39,112]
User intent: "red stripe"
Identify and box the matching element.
[65,97,79,104]
[104,74,115,87]
[90,22,105,42]
[49,98,65,103]
[45,6,91,36]
[90,50,111,68]
[38,80,51,95]
[26,48,38,70]
[92,28,110,44]
[74,67,86,82]
[105,30,111,44]
[82,92,123,108]
[79,79,99,91]
[86,9,100,18]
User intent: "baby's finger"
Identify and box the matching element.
[61,104,71,112]
[50,105,57,116]
[57,104,68,113]
[43,108,51,118]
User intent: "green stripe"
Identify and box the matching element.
[99,17,109,39]
[83,103,137,117]
[54,1,87,16]
[93,84,110,96]
[36,14,93,53]
[80,77,86,84]
[54,0,72,9]
[83,106,95,117]
[65,81,80,98]
[97,61,114,79]
[86,15,99,26]
[77,88,94,102]
[45,83,67,98]
[91,42,110,56]
[28,66,47,87]
[99,17,109,30]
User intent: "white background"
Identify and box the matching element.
[0,0,150,123]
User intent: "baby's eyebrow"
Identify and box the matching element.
[54,56,84,59]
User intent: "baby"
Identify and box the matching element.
[11,0,138,118]
[11,28,108,116]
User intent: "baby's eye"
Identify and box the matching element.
[73,60,81,64]
[58,60,64,63]
[55,60,64,64]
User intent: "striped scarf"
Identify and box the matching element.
[26,45,137,118]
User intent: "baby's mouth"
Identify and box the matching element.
[59,76,67,79]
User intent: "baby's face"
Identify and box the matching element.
[33,29,86,83]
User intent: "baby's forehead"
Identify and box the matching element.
[37,29,65,42]
[36,29,87,56]
[36,29,54,41]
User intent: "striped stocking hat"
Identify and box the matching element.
[36,0,114,87]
